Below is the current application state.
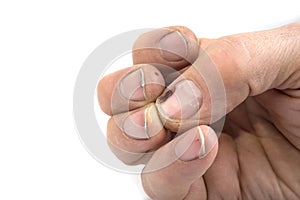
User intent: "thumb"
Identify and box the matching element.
[156,22,300,132]
[142,125,218,200]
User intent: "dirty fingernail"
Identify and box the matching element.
[159,31,187,61]
[157,80,202,119]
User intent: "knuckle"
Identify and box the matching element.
[215,35,251,66]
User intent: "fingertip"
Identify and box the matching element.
[174,126,218,161]
[141,126,218,199]
[132,26,199,71]
[97,64,165,115]
[106,104,171,165]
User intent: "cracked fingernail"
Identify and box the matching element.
[175,126,217,161]
[123,105,163,139]
[120,68,146,101]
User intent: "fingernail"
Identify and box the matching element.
[120,68,146,101]
[159,31,187,61]
[123,105,162,139]
[175,126,217,161]
[198,127,218,159]
[158,80,202,119]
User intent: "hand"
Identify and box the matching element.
[97,23,300,199]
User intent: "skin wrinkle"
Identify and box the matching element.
[182,180,201,200]
[274,37,295,89]
[235,139,267,200]
[276,26,300,89]
[262,144,300,200]
[272,118,300,149]
[245,98,300,199]
[201,176,209,200]
[216,133,244,200]
[283,88,300,98]
[214,36,255,103]
[246,99,277,138]
[247,38,277,93]
[234,26,299,94]
[235,146,243,200]
[279,183,300,200]
[279,70,300,90]
[225,103,289,199]
[268,91,300,125]
[237,34,268,95]
[258,139,285,199]
[255,92,300,149]
[233,102,250,200]
[286,24,300,61]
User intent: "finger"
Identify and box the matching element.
[97,64,165,115]
[107,103,171,165]
[155,22,300,132]
[132,26,199,72]
[142,125,218,199]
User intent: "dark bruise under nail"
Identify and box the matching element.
[158,90,173,103]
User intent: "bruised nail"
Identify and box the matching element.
[158,90,173,102]
[123,105,163,139]
[159,31,187,61]
[120,68,146,101]
[158,80,202,119]
[174,126,217,161]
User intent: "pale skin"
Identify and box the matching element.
[98,23,300,200]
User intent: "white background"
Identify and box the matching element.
[0,0,299,199]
